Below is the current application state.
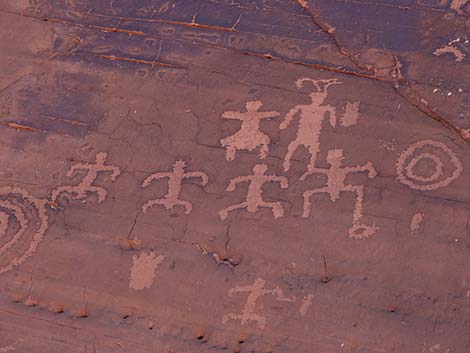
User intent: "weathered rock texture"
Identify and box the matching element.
[0,1,469,352]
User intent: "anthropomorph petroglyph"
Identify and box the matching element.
[142,160,208,214]
[219,164,288,220]
[301,149,378,239]
[396,140,462,191]
[222,278,295,329]
[129,251,166,290]
[281,78,340,172]
[220,100,280,161]
[51,152,121,204]
[0,187,49,275]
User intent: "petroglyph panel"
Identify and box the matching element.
[2,1,470,352]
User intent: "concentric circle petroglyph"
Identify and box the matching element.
[0,187,49,274]
[396,140,462,191]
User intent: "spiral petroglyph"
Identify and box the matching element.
[0,187,49,274]
[396,140,462,191]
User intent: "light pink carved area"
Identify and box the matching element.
[222,278,295,329]
[299,294,314,316]
[51,152,121,204]
[0,187,49,274]
[301,149,378,239]
[410,212,424,234]
[396,140,462,191]
[129,251,166,290]
[220,100,280,161]
[281,78,341,173]
[450,0,469,14]
[340,101,361,127]
[141,160,208,215]
[434,37,465,62]
[219,164,288,220]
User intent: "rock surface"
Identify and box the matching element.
[0,1,469,352]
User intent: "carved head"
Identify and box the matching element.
[95,152,107,163]
[253,164,268,174]
[174,160,187,169]
[326,149,344,164]
[246,100,263,112]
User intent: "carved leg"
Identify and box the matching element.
[142,199,166,212]
[219,202,248,220]
[175,200,193,214]
[225,146,236,161]
[260,201,284,218]
[302,188,328,218]
[283,140,299,172]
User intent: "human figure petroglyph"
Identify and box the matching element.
[281,78,341,172]
[0,187,49,274]
[220,100,280,161]
[219,164,288,220]
[141,160,208,215]
[396,140,462,191]
[222,278,295,329]
[301,149,378,239]
[51,152,121,204]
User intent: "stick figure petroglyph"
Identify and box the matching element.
[51,152,121,204]
[219,164,288,220]
[222,278,295,329]
[220,100,280,161]
[301,149,378,239]
[141,160,208,215]
[281,78,341,172]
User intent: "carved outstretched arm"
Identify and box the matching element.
[141,172,169,187]
[260,111,280,120]
[299,168,325,181]
[186,172,209,185]
[106,167,121,180]
[226,176,247,191]
[66,163,85,178]
[280,107,300,129]
[222,111,242,120]
[228,286,251,296]
[268,176,288,188]
[345,162,377,178]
